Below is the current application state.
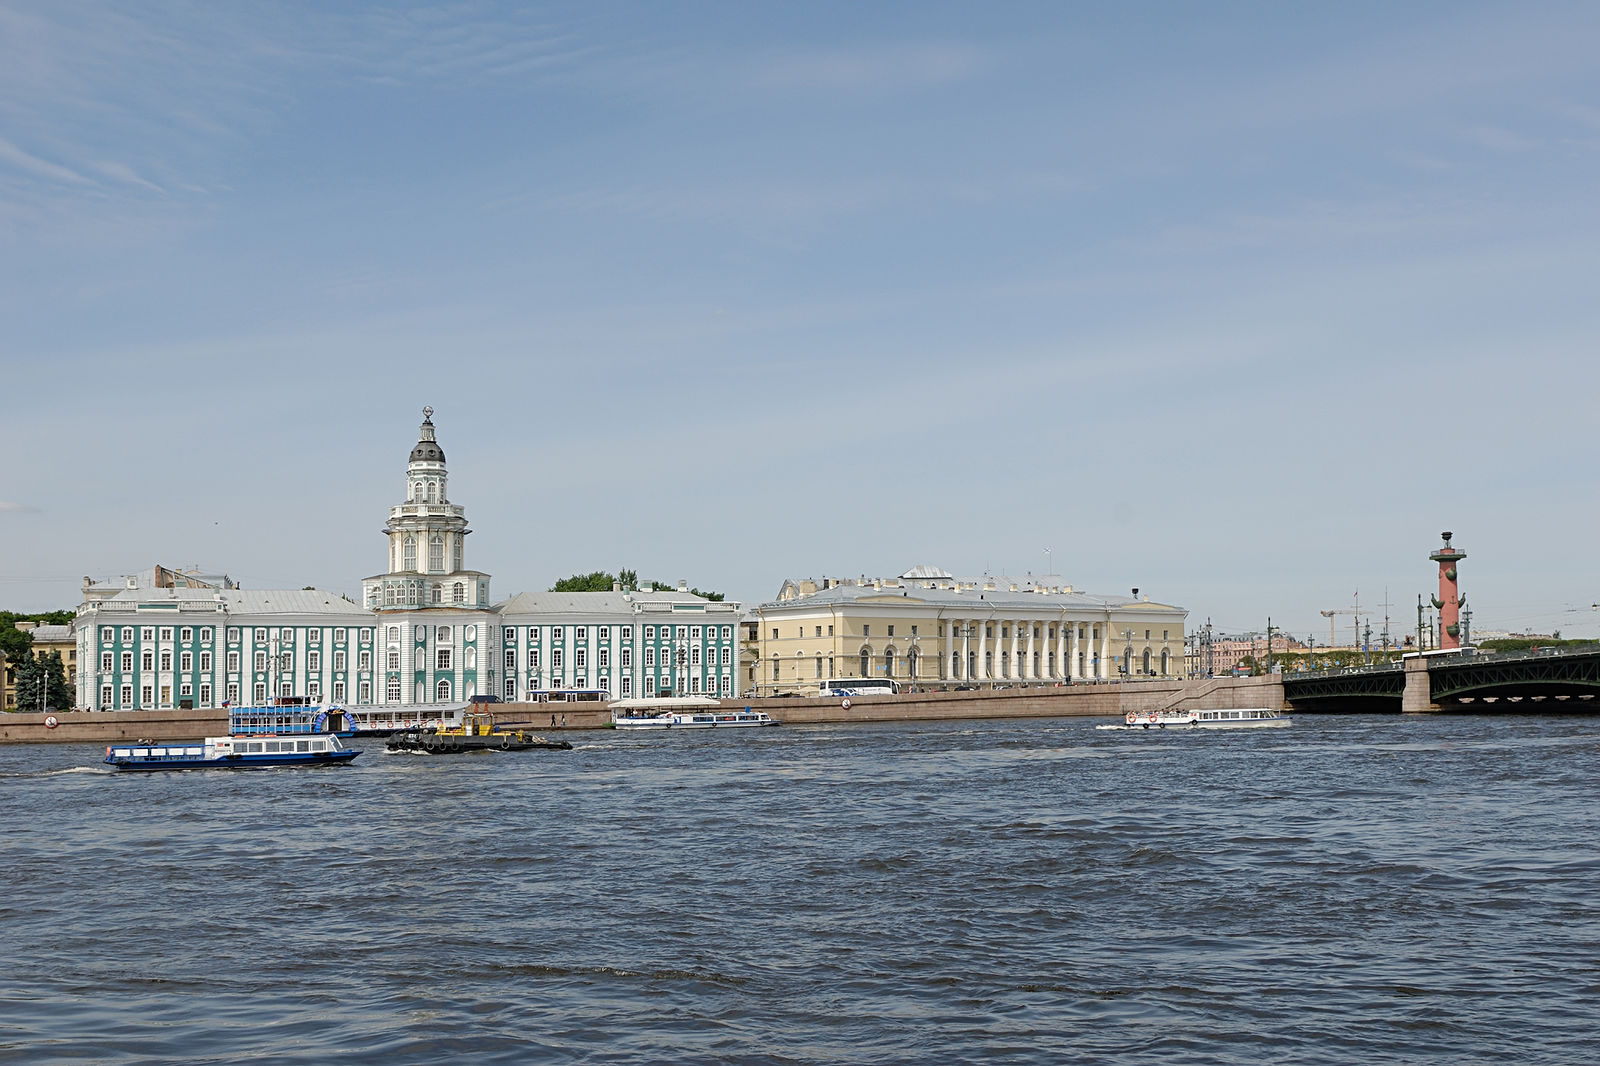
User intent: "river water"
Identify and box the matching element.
[3,714,1597,1064]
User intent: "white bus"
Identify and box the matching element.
[820,678,900,697]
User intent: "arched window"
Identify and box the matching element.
[436,678,451,701]
[859,647,870,678]
[402,536,416,571]
[387,626,400,641]
[426,482,437,503]
[432,584,442,604]
[453,582,465,603]
[883,647,896,677]
[429,534,444,572]
[1160,649,1170,675]
[453,539,463,572]
[1142,649,1152,675]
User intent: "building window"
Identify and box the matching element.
[387,677,401,701]
[143,651,154,671]
[453,582,464,603]
[552,649,563,671]
[253,682,265,703]
[645,648,656,667]
[308,651,320,672]
[436,679,451,700]
[429,534,444,571]
[599,648,609,669]
[860,649,870,676]
[623,626,633,640]
[721,647,731,665]
[436,649,452,671]
[159,627,173,641]
[621,677,632,697]
[529,649,540,670]
[505,650,516,674]
[437,626,452,643]
[359,650,371,670]
[576,649,587,670]
[101,652,113,671]
[863,625,870,638]
[359,680,371,702]
[504,677,517,699]
[387,649,400,670]
[179,652,192,672]
[552,627,563,642]
[403,536,417,571]
[621,648,631,668]
[646,626,655,640]
[333,650,345,671]
[180,627,192,642]
[815,656,823,678]
[599,626,610,641]
[333,681,345,702]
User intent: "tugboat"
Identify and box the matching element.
[386,711,572,754]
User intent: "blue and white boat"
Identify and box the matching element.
[104,733,361,771]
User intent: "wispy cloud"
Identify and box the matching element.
[0,135,94,186]
[0,501,41,513]
[753,42,986,92]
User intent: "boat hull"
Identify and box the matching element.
[105,751,360,771]
[385,731,571,753]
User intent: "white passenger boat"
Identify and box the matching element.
[1096,707,1290,731]
[610,697,779,730]
[104,733,361,771]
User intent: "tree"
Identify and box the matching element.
[551,571,618,593]
[0,624,30,668]
[548,569,721,599]
[13,650,72,713]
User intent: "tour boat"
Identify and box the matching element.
[1096,707,1291,731]
[611,698,778,729]
[104,733,361,771]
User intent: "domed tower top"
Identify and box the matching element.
[409,406,446,464]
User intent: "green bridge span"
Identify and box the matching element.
[1283,645,1600,713]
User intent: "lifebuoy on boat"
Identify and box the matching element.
[1146,712,1158,723]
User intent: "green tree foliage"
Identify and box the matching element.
[13,650,73,712]
[0,624,30,667]
[551,571,618,593]
[549,569,721,600]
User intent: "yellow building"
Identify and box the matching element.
[747,566,1186,697]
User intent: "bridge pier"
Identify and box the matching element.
[1402,656,1439,713]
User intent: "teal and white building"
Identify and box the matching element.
[74,408,741,710]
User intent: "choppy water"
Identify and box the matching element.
[3,714,1598,1064]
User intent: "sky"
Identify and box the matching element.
[4,1,1599,644]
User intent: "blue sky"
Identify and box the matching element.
[4,1,1599,644]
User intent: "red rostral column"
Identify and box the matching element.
[1429,531,1467,650]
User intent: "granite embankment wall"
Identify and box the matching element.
[1,676,1285,744]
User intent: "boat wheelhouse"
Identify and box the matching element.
[105,733,361,771]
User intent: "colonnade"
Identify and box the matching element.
[947,618,1110,683]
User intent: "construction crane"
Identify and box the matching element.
[1320,594,1364,648]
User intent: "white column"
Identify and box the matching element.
[1099,624,1111,679]
[1025,621,1036,680]
[1056,622,1067,680]
[1009,621,1020,681]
